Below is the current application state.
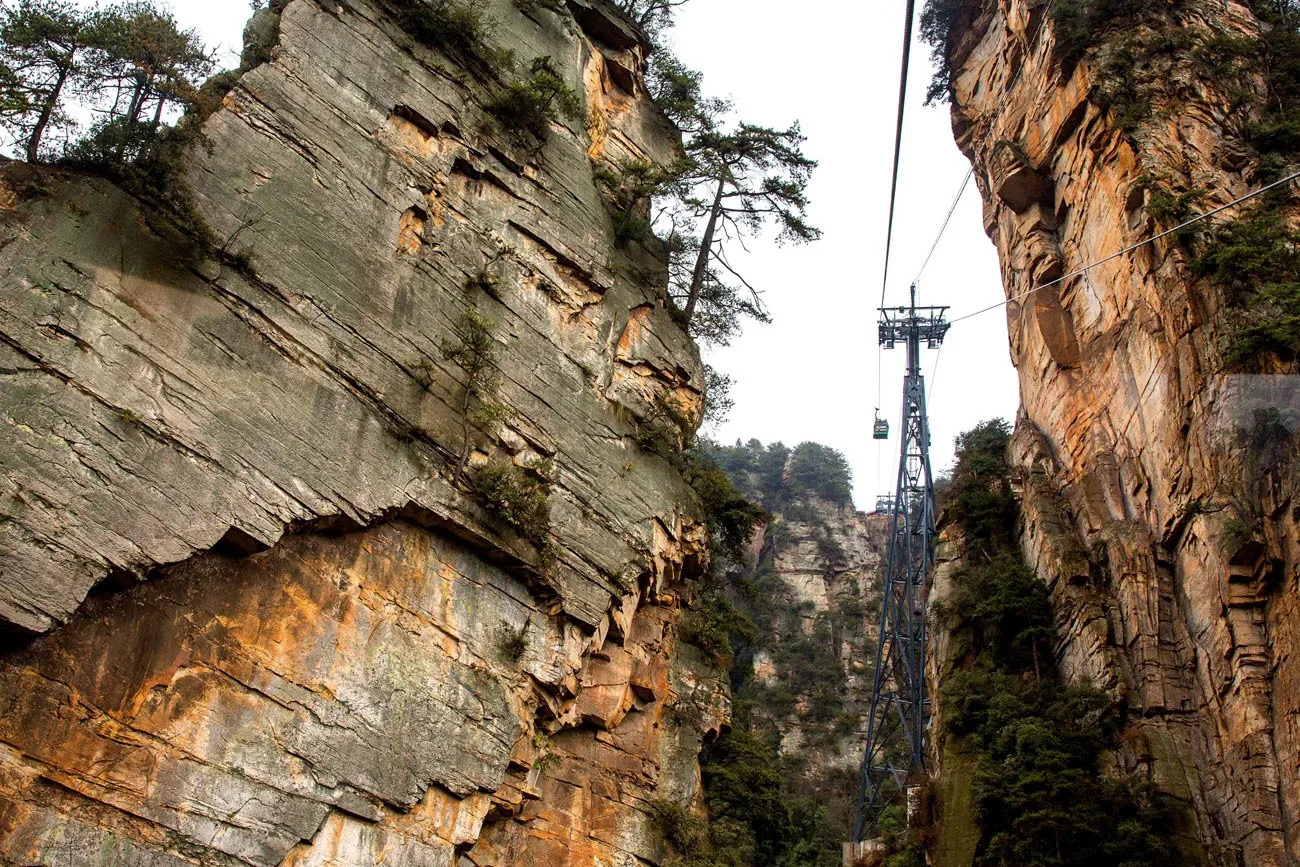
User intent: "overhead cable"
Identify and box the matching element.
[914,167,973,285]
[878,0,918,309]
[950,168,1300,325]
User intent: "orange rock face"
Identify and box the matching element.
[945,1,1299,864]
[0,520,726,866]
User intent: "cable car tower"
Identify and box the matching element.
[854,284,949,843]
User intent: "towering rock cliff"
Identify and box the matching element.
[0,1,730,864]
[934,1,1300,864]
[710,440,888,857]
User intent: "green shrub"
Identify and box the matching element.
[650,798,710,854]
[1220,515,1257,558]
[936,554,1056,673]
[471,460,551,546]
[1047,0,1144,67]
[494,620,528,662]
[936,420,1182,866]
[394,0,500,67]
[439,310,516,474]
[635,391,696,459]
[514,0,566,14]
[1191,209,1300,366]
[698,726,842,867]
[1142,175,1203,224]
[488,56,581,144]
[1245,0,1300,158]
[61,118,227,261]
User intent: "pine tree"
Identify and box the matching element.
[673,121,821,336]
[1,0,213,166]
[0,0,98,161]
[618,0,821,345]
[73,0,212,166]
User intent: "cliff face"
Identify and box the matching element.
[748,496,885,780]
[713,441,889,851]
[0,1,726,864]
[943,1,1299,864]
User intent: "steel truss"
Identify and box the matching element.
[854,286,949,843]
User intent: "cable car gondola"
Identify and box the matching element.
[873,409,889,440]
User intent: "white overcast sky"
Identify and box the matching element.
[153,0,1023,506]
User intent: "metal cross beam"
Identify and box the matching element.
[854,285,949,843]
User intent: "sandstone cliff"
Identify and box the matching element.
[0,1,729,864]
[711,440,889,855]
[936,1,1300,864]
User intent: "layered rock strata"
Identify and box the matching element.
[0,0,726,863]
[713,442,890,846]
[749,497,886,767]
[941,1,1299,864]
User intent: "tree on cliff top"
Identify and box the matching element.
[613,0,689,38]
[0,0,99,160]
[0,0,212,164]
[669,119,821,341]
[599,0,821,347]
[786,442,853,506]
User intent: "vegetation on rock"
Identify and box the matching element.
[494,619,529,662]
[641,434,866,866]
[681,438,869,865]
[471,459,552,548]
[391,0,502,69]
[487,55,581,144]
[438,309,517,482]
[1191,207,1300,365]
[935,420,1182,866]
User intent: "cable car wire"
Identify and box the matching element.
[914,167,973,285]
[949,168,1300,325]
[878,0,918,309]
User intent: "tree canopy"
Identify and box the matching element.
[667,119,820,345]
[600,0,821,347]
[0,0,213,164]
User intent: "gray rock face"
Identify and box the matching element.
[0,0,699,636]
[0,1,729,864]
[758,496,886,770]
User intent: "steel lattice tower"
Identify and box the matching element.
[853,285,949,843]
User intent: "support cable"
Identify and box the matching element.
[950,168,1300,325]
[928,342,944,404]
[914,167,973,286]
[879,0,918,309]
